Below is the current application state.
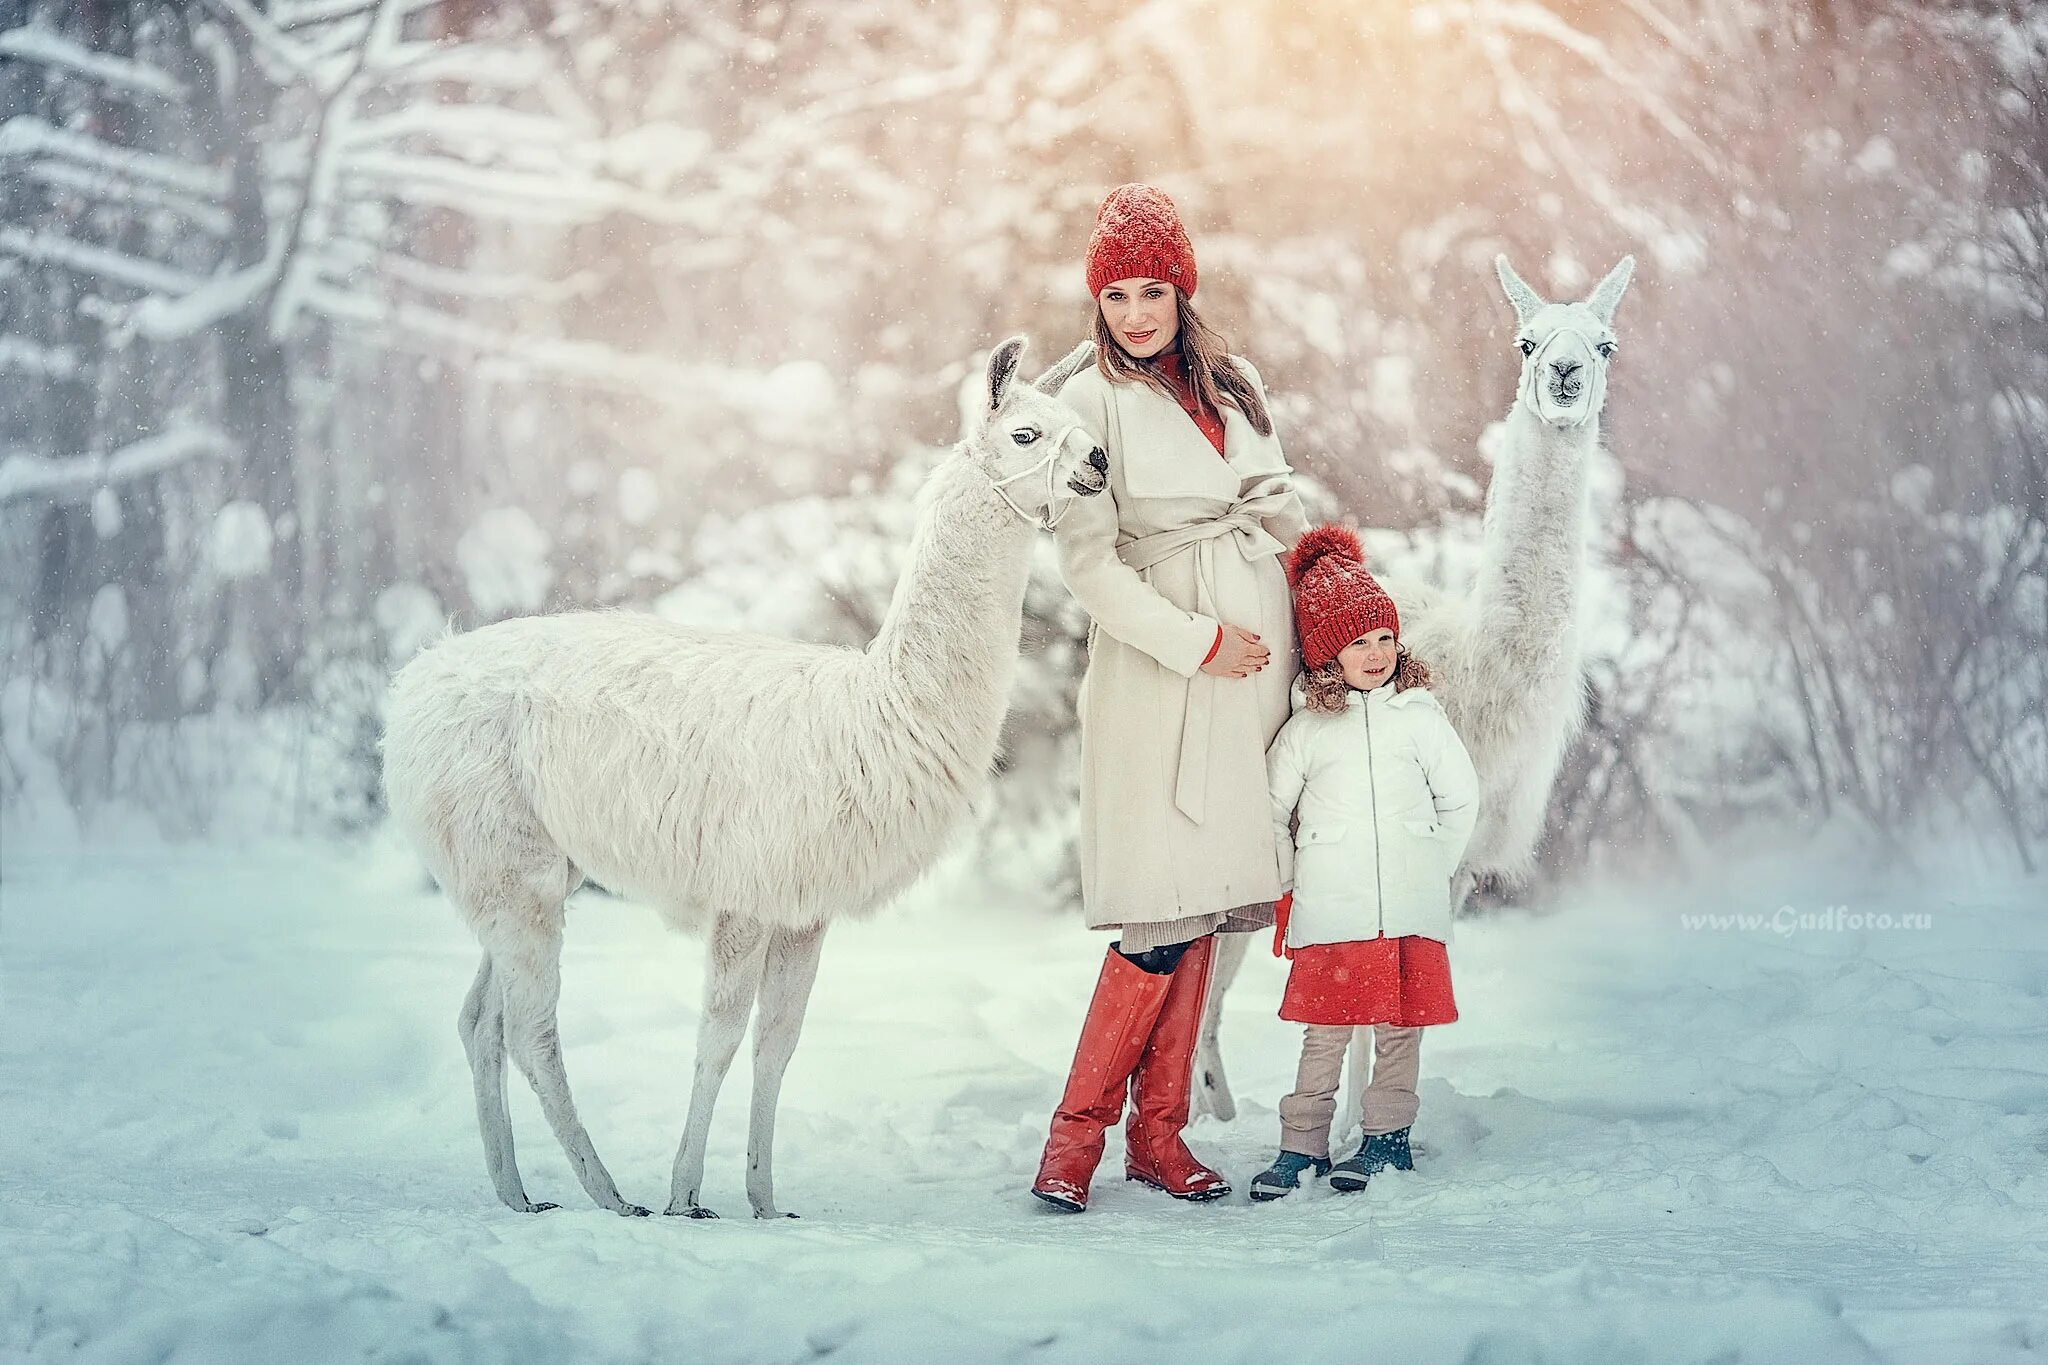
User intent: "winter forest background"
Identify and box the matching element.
[4,0,2046,893]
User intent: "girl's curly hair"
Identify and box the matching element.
[1299,646,1434,714]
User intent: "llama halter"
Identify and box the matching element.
[989,420,1095,531]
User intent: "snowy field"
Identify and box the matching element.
[3,838,2045,1364]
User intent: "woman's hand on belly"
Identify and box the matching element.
[1201,625,1271,678]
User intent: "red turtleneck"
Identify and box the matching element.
[1156,351,1227,456]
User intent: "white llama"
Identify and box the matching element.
[1195,254,1636,1123]
[382,337,1107,1219]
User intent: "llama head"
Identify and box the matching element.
[1495,255,1635,428]
[972,335,1108,530]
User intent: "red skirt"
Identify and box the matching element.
[1279,934,1458,1027]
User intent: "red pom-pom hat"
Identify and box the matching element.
[1287,525,1399,669]
[1085,184,1198,299]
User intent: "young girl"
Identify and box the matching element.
[1250,526,1479,1200]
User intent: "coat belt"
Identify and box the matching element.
[1114,476,1295,824]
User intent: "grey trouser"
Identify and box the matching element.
[1277,1024,1422,1159]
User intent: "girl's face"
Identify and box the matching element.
[1338,629,1398,690]
[1097,278,1179,359]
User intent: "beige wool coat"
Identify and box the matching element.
[1053,357,1309,946]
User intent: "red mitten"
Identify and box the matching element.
[1272,891,1294,959]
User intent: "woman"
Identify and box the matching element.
[1032,184,1307,1212]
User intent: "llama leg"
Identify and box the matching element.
[490,918,649,1216]
[665,912,771,1219]
[744,920,828,1219]
[458,952,552,1213]
[1193,930,1248,1122]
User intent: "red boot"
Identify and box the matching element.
[1124,935,1231,1200]
[1032,948,1172,1212]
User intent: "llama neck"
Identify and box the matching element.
[865,451,1034,770]
[1471,402,1597,683]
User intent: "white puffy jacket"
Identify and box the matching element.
[1267,681,1480,949]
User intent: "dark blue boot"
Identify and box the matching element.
[1363,1126,1415,1172]
[1328,1126,1413,1193]
[1248,1150,1331,1202]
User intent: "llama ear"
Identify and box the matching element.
[1031,339,1096,393]
[1495,254,1545,326]
[987,335,1027,410]
[1586,255,1636,325]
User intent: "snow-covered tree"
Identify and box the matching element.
[1,0,2038,878]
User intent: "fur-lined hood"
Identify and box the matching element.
[1288,648,1436,715]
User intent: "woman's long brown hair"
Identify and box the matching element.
[1090,289,1273,436]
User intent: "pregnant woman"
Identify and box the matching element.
[1032,184,1308,1212]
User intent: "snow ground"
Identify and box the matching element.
[3,839,2045,1364]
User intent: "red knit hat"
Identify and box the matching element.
[1287,525,1399,669]
[1085,184,1198,299]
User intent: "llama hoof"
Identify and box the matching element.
[753,1210,800,1220]
[665,1204,719,1220]
[618,1203,654,1217]
[518,1201,560,1214]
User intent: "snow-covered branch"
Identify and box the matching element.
[264,0,403,335]
[0,26,186,101]
[124,251,284,341]
[1468,17,1694,248]
[325,241,600,304]
[273,0,443,29]
[0,333,79,380]
[0,226,201,295]
[198,0,321,78]
[0,426,234,506]
[23,160,234,237]
[1609,0,1707,60]
[300,281,712,396]
[0,116,228,201]
[1472,0,1722,176]
[336,149,725,228]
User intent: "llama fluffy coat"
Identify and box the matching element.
[379,337,1109,1219]
[382,608,988,932]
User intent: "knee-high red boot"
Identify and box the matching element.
[1031,947,1173,1212]
[1124,934,1231,1200]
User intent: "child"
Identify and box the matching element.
[1250,526,1479,1200]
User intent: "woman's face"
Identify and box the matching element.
[1338,629,1398,690]
[1097,278,1179,359]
